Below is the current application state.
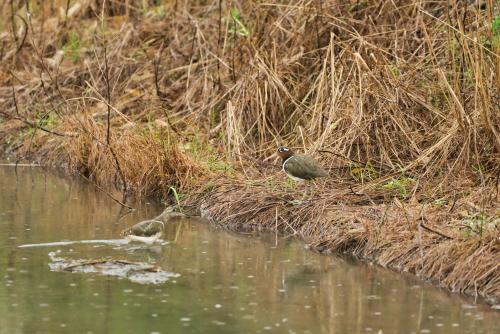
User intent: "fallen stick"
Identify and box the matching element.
[18,239,131,248]
[419,222,454,240]
[0,163,41,166]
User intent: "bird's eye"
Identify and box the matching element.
[279,147,289,152]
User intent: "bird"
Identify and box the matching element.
[120,207,186,244]
[276,146,328,181]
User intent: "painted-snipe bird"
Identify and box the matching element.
[276,146,328,181]
[121,207,186,244]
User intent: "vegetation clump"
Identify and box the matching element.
[0,1,498,304]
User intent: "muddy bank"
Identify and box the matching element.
[195,181,499,306]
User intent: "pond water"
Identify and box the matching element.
[0,165,498,334]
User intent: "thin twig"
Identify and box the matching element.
[100,13,128,198]
[13,14,28,54]
[419,221,454,240]
[152,41,180,135]
[10,0,17,43]
[217,0,222,88]
[104,45,111,145]
[153,41,166,98]
[2,90,70,137]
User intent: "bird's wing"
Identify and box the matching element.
[141,220,164,236]
[295,155,328,179]
[305,157,328,177]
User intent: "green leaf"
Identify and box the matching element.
[492,16,500,34]
[230,7,250,37]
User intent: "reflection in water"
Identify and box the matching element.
[0,166,498,334]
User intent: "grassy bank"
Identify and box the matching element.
[0,1,498,304]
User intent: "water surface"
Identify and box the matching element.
[0,166,498,334]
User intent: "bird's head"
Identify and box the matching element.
[276,146,294,161]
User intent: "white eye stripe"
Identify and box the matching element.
[279,147,289,152]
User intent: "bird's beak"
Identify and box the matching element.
[263,152,279,163]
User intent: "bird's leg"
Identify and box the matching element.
[287,181,306,206]
[304,179,323,200]
[301,181,314,201]
[286,178,296,190]
[301,184,309,201]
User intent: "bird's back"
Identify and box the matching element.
[285,154,328,180]
[121,220,164,237]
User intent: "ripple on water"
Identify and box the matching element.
[2,166,499,334]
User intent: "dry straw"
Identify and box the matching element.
[0,0,498,303]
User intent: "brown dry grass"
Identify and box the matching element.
[0,1,499,304]
[196,178,499,303]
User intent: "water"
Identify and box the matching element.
[0,166,498,334]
